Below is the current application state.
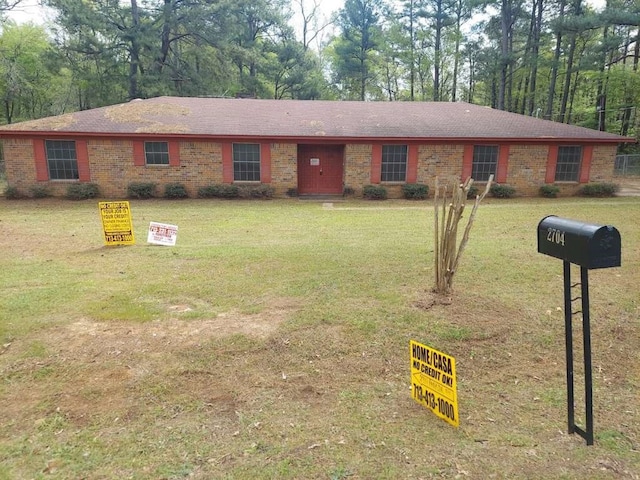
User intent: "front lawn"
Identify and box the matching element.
[1,197,638,479]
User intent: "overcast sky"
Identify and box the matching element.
[6,0,346,25]
[5,0,607,42]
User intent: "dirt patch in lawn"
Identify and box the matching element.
[1,290,638,479]
[0,299,296,430]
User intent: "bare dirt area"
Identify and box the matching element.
[616,177,640,196]
[1,301,294,437]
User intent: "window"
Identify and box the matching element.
[472,145,498,182]
[555,146,582,182]
[45,140,78,180]
[233,143,261,181]
[381,145,407,182]
[145,141,169,165]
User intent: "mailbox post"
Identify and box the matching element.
[537,216,621,445]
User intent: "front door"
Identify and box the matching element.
[297,144,344,195]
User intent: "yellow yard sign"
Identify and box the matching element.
[99,201,135,246]
[410,340,459,427]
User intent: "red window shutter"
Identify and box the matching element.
[370,144,382,184]
[222,143,233,183]
[33,138,48,181]
[579,145,593,183]
[545,145,558,183]
[462,144,473,180]
[76,140,90,181]
[133,140,145,166]
[496,145,510,183]
[407,145,418,183]
[260,143,271,183]
[169,141,181,166]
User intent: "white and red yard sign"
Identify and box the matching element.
[147,222,178,246]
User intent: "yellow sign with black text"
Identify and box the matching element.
[410,340,459,427]
[99,201,135,246]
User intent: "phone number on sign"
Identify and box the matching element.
[106,234,133,242]
[412,383,456,422]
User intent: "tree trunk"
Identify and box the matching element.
[498,0,514,110]
[559,34,577,123]
[128,0,141,99]
[559,0,582,123]
[409,0,415,101]
[595,22,609,130]
[154,0,174,74]
[620,28,639,136]
[433,176,493,295]
[451,0,464,102]
[545,0,566,120]
[567,40,587,124]
[527,0,543,116]
[433,0,443,101]
[4,100,13,124]
[467,54,474,103]
[360,53,366,101]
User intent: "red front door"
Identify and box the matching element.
[297,144,344,195]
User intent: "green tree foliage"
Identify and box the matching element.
[329,0,384,100]
[39,0,326,106]
[1,0,640,142]
[0,22,60,123]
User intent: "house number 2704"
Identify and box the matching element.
[547,228,566,246]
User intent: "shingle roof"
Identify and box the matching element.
[0,96,632,143]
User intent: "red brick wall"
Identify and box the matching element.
[2,137,620,199]
[589,145,618,182]
[507,144,550,195]
[416,144,465,193]
[270,143,297,196]
[344,144,372,196]
[3,139,38,191]
[89,139,226,198]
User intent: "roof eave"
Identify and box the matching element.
[0,130,633,144]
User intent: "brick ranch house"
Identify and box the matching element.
[0,96,633,198]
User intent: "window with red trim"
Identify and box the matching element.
[144,141,170,165]
[554,146,582,182]
[233,143,261,181]
[472,145,498,182]
[45,140,78,180]
[381,145,408,182]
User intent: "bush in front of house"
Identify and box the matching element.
[164,182,188,199]
[579,182,619,197]
[402,183,429,200]
[4,185,23,199]
[490,184,516,198]
[286,187,298,197]
[363,184,388,200]
[539,184,560,198]
[466,185,479,199]
[29,185,51,198]
[66,183,100,200]
[238,184,275,199]
[127,182,157,199]
[343,186,355,197]
[198,184,240,199]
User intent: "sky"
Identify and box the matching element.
[6,0,348,26]
[5,0,608,38]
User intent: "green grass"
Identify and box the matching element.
[0,196,639,479]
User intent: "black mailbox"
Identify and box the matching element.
[537,215,621,269]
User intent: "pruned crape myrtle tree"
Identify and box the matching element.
[433,175,493,295]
